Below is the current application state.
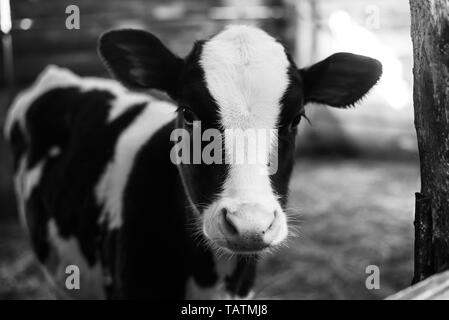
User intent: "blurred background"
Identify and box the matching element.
[0,0,418,299]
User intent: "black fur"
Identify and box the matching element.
[300,52,383,108]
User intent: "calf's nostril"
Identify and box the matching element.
[222,209,239,235]
[220,207,228,216]
[264,210,277,233]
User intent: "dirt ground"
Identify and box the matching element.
[0,158,418,299]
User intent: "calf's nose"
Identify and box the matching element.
[219,203,281,251]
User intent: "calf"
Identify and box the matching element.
[4,25,382,299]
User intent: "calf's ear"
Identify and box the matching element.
[299,53,382,108]
[98,29,183,99]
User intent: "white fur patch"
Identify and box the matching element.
[49,146,61,158]
[200,25,288,196]
[45,219,105,299]
[185,254,251,299]
[3,64,173,232]
[14,145,63,232]
[4,65,79,141]
[23,160,45,199]
[15,145,62,207]
[14,157,28,228]
[3,65,150,141]
[199,25,289,244]
[95,100,176,230]
[200,25,289,131]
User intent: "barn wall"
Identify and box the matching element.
[293,0,416,160]
[0,0,294,86]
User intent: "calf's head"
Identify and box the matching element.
[99,25,382,254]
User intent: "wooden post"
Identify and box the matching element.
[2,33,15,98]
[410,0,449,282]
[1,0,15,100]
[388,269,449,300]
[412,193,433,284]
[294,0,318,66]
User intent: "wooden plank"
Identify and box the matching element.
[3,0,291,86]
[318,0,411,28]
[387,270,449,300]
[11,22,205,55]
[8,21,214,84]
[13,51,107,84]
[11,0,216,19]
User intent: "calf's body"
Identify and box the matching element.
[5,25,382,299]
[5,66,251,299]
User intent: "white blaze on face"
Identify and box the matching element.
[200,25,290,247]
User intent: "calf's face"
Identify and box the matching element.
[99,25,382,254]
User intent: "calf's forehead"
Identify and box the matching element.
[198,26,291,130]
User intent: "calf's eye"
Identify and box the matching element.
[291,114,302,128]
[289,113,311,130]
[180,107,197,126]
